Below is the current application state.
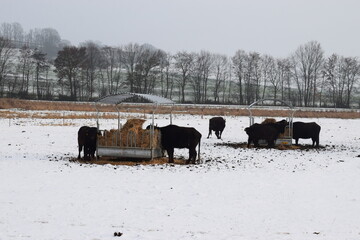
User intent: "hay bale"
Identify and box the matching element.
[98,119,161,148]
[279,126,292,138]
[262,118,276,124]
[121,118,146,132]
[98,129,119,146]
[139,128,161,148]
[119,119,145,147]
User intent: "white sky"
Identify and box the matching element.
[1,0,360,58]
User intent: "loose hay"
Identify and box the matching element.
[276,144,301,150]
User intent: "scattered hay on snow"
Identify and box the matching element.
[216,142,325,151]
[70,156,187,166]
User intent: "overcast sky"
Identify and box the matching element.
[1,0,360,58]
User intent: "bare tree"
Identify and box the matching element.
[190,52,205,103]
[342,57,359,107]
[32,49,49,99]
[133,44,166,94]
[194,51,213,103]
[323,54,342,107]
[260,54,273,99]
[0,22,24,47]
[0,37,15,96]
[213,54,229,103]
[277,58,292,102]
[265,56,280,103]
[244,52,261,104]
[291,41,324,106]
[17,46,34,95]
[80,41,102,99]
[232,50,247,104]
[100,46,124,95]
[159,52,174,99]
[174,51,194,103]
[120,43,141,92]
[54,46,87,100]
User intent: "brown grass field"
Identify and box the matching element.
[0,98,359,119]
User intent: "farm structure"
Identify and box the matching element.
[95,93,175,160]
[247,99,297,146]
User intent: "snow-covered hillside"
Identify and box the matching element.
[1,112,360,240]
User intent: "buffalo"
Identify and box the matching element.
[78,126,98,160]
[245,120,288,147]
[292,121,321,147]
[207,117,226,139]
[147,124,202,164]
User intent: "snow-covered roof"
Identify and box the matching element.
[248,98,294,109]
[95,93,175,105]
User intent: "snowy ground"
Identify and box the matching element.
[1,111,360,240]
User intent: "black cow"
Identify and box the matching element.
[147,124,202,164]
[244,120,288,147]
[292,122,321,147]
[78,126,98,160]
[207,117,226,139]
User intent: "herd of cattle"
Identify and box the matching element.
[77,116,321,164]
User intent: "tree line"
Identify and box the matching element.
[0,22,359,108]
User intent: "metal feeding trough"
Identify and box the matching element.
[247,99,297,146]
[94,93,174,159]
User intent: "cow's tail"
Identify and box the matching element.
[197,138,201,164]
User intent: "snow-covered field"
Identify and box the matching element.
[1,111,360,240]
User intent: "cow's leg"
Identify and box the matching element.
[247,137,251,147]
[188,148,197,164]
[167,148,174,163]
[295,138,299,145]
[215,130,220,139]
[254,139,259,147]
[313,136,320,148]
[84,146,90,160]
[90,145,96,159]
[268,138,275,148]
[207,129,212,138]
[78,145,83,159]
[219,130,223,139]
[316,136,320,147]
[311,138,315,147]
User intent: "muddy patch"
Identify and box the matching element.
[68,156,190,166]
[216,142,327,151]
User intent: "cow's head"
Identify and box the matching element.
[146,124,159,130]
[274,120,288,133]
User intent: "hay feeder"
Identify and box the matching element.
[247,99,297,146]
[95,93,174,160]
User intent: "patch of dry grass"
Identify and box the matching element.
[39,123,76,126]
